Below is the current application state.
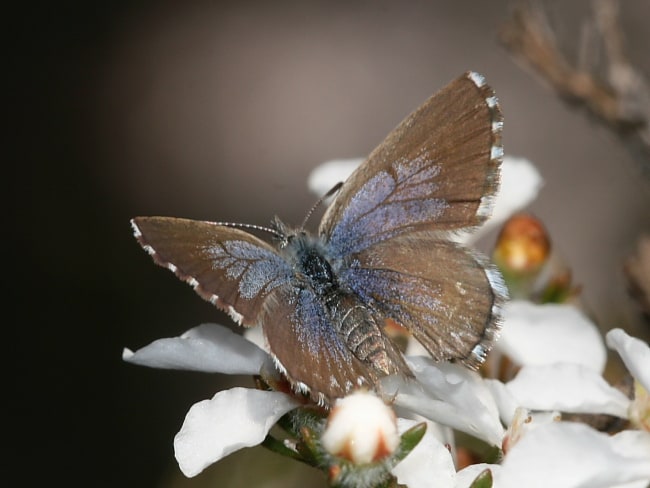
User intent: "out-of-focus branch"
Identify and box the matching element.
[624,235,650,323]
[499,0,650,169]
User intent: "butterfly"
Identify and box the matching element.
[131,71,507,406]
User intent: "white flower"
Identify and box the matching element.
[393,412,649,488]
[463,425,650,488]
[607,328,650,431]
[382,357,505,447]
[174,388,298,477]
[391,418,456,488]
[504,362,630,418]
[122,322,268,374]
[385,379,650,488]
[307,157,362,197]
[496,300,606,372]
[123,323,503,478]
[606,328,650,393]
[126,155,650,486]
[495,421,650,488]
[392,418,499,488]
[382,325,650,487]
[494,326,650,427]
[321,390,399,464]
[123,321,650,485]
[123,323,300,477]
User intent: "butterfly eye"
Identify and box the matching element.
[278,234,294,249]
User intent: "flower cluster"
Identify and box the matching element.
[124,157,650,487]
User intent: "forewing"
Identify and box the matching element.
[261,285,382,404]
[131,216,293,326]
[340,234,507,367]
[319,72,502,258]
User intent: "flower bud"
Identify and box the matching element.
[493,213,551,276]
[321,390,399,464]
[493,213,581,302]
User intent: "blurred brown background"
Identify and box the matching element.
[11,1,649,486]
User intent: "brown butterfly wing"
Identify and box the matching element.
[131,216,293,326]
[132,217,403,403]
[318,72,502,258]
[340,233,506,367]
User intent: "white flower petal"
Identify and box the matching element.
[609,480,650,488]
[497,422,650,488]
[242,325,268,353]
[606,328,650,392]
[507,363,630,418]
[122,323,268,375]
[388,358,505,446]
[391,418,456,488]
[497,301,606,372]
[484,378,520,427]
[610,429,650,459]
[307,158,363,196]
[174,387,298,477]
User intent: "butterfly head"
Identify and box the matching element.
[270,216,300,248]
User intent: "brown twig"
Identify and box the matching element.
[624,235,650,322]
[499,0,650,169]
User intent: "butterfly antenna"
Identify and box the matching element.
[300,181,343,230]
[215,221,284,239]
